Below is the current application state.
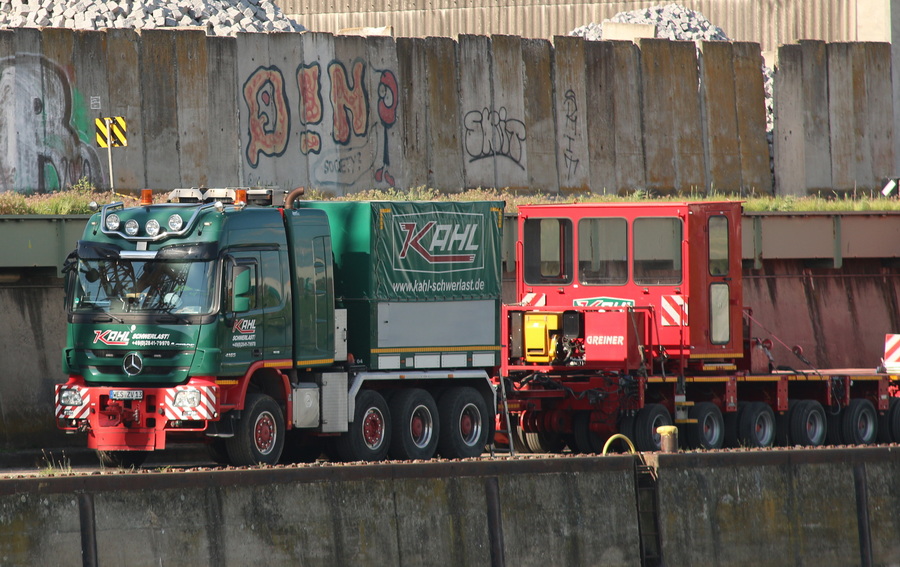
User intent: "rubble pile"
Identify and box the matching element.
[0,0,305,35]
[570,3,728,42]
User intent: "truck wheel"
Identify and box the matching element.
[789,400,827,446]
[334,389,391,462]
[633,404,672,452]
[97,450,149,469]
[389,388,439,460]
[685,402,724,449]
[878,398,900,443]
[437,387,489,459]
[842,398,877,445]
[525,431,566,453]
[738,402,775,447]
[225,393,285,466]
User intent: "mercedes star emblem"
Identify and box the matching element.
[123,352,143,376]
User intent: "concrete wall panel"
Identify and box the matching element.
[140,30,182,190]
[365,35,403,190]
[640,38,678,192]
[206,36,240,188]
[669,41,705,192]
[268,31,306,192]
[584,40,617,194]
[236,32,276,189]
[175,30,210,189]
[107,29,147,190]
[521,38,558,193]
[801,40,833,192]
[298,32,336,193]
[396,37,428,188]
[611,41,646,192]
[490,35,528,191]
[424,36,464,191]
[552,35,590,193]
[864,42,894,187]
[458,34,495,189]
[774,44,805,196]
[700,41,742,192]
[331,34,374,194]
[732,41,772,194]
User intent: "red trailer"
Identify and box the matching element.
[499,201,900,453]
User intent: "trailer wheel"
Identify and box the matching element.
[877,398,900,443]
[97,450,149,469]
[685,402,724,449]
[842,398,877,445]
[437,387,488,459]
[738,402,776,448]
[334,389,391,462]
[573,411,603,453]
[633,404,672,452]
[389,388,439,460]
[789,400,827,447]
[226,392,285,465]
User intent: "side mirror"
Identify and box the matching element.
[232,266,251,312]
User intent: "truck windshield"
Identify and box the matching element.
[69,258,216,315]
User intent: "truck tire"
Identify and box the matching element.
[389,388,439,460]
[789,400,827,447]
[572,411,604,453]
[334,389,391,462]
[877,398,900,443]
[225,393,285,466]
[684,402,724,449]
[97,450,149,469]
[738,402,776,448]
[633,404,672,452]
[842,398,877,445]
[437,387,489,459]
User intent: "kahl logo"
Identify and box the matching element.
[398,221,479,264]
[93,330,130,345]
[233,319,256,334]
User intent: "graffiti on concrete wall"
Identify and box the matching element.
[0,54,104,193]
[243,58,399,188]
[561,89,580,179]
[463,106,526,170]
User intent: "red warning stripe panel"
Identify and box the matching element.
[163,385,218,421]
[661,295,688,326]
[884,334,900,369]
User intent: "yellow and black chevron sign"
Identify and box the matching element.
[95,116,127,148]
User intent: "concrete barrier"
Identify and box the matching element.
[0,456,640,566]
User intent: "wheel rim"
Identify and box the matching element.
[458,402,483,446]
[409,404,434,449]
[650,414,666,446]
[362,407,386,450]
[806,410,826,444]
[855,409,875,442]
[754,412,774,445]
[702,413,722,446]
[254,410,277,455]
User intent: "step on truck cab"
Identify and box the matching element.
[56,188,504,466]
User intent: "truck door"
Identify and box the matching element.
[222,253,266,375]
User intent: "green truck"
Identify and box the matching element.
[55,188,504,466]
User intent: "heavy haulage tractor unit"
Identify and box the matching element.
[499,201,900,454]
[56,187,504,467]
[55,190,900,467]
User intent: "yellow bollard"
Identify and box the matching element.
[657,425,678,453]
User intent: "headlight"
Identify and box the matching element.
[145,219,161,236]
[173,389,201,408]
[59,388,84,406]
[105,214,120,231]
[125,219,139,236]
[168,214,184,232]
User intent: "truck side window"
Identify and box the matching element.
[633,217,683,285]
[227,260,258,312]
[523,217,573,285]
[578,217,627,285]
[709,216,729,276]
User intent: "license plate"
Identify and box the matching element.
[110,389,144,401]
